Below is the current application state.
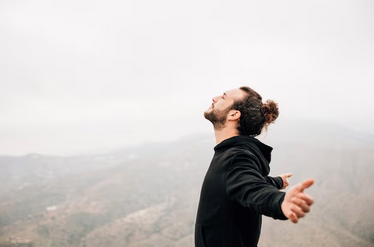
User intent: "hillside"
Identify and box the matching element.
[0,119,373,247]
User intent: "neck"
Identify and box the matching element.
[214,127,239,145]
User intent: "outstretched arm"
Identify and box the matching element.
[226,152,288,220]
[265,176,283,189]
[265,173,292,190]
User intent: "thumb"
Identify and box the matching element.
[299,178,315,192]
[284,173,293,178]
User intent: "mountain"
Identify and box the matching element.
[0,119,373,247]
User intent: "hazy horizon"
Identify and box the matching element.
[1,0,373,156]
[1,115,373,157]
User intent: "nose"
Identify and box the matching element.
[212,95,221,103]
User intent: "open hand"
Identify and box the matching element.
[281,179,315,223]
[279,173,292,190]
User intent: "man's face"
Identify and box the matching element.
[204,88,245,129]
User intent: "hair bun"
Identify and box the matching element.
[262,100,279,126]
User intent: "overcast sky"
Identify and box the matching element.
[0,0,373,156]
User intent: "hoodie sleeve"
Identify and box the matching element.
[265,176,283,189]
[226,151,288,220]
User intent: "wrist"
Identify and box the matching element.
[277,192,288,220]
[280,194,288,219]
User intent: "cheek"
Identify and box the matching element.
[215,101,226,109]
[218,101,231,111]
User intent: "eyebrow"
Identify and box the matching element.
[223,93,227,97]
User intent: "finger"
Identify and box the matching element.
[292,197,311,212]
[298,193,314,205]
[290,204,305,218]
[297,179,315,192]
[289,213,298,223]
[283,183,289,189]
[299,202,310,213]
[285,173,293,178]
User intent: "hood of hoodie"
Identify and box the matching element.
[214,135,273,175]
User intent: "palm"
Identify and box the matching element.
[281,179,315,223]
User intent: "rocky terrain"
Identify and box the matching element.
[0,119,373,247]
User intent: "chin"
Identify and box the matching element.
[204,109,212,117]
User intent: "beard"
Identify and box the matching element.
[204,106,231,130]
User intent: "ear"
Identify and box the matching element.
[227,110,241,121]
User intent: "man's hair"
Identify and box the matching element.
[230,86,279,137]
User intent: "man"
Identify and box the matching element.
[195,86,315,247]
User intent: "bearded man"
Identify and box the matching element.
[195,86,314,247]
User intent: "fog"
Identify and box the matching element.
[1,0,373,155]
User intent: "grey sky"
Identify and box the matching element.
[1,0,373,155]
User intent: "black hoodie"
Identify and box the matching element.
[195,135,288,247]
